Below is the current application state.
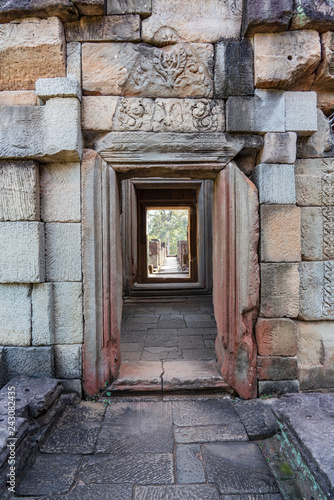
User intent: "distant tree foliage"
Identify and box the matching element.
[147,209,188,255]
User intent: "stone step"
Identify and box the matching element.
[269,393,334,499]
[109,360,233,395]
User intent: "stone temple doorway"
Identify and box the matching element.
[83,132,261,399]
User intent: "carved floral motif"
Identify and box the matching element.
[118,98,146,130]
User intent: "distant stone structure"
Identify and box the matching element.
[0,0,333,398]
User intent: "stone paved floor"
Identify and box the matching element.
[121,297,217,362]
[12,395,285,500]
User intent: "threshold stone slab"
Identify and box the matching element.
[273,393,334,498]
[110,361,163,391]
[162,360,228,391]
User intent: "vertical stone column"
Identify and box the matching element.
[213,162,259,400]
[251,132,300,396]
[82,150,122,395]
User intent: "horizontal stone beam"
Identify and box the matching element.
[0,97,82,162]
[94,132,263,166]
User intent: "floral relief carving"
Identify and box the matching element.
[118,98,146,130]
[192,99,218,132]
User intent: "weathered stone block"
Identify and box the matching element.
[45,223,81,281]
[313,32,334,91]
[82,96,225,133]
[54,282,83,344]
[55,344,82,379]
[142,0,242,44]
[107,0,151,17]
[301,206,334,261]
[73,0,104,15]
[0,97,82,162]
[0,91,40,106]
[0,161,39,221]
[40,163,81,222]
[3,347,54,380]
[0,222,45,283]
[291,0,334,32]
[242,0,293,36]
[260,205,301,262]
[250,164,296,204]
[66,42,81,84]
[285,91,317,136]
[82,42,214,98]
[255,318,297,356]
[297,109,332,158]
[295,158,334,207]
[254,31,321,90]
[260,263,299,318]
[257,132,296,164]
[36,77,81,102]
[227,90,285,133]
[258,379,299,396]
[317,91,334,115]
[299,261,334,320]
[32,283,54,346]
[0,17,66,91]
[65,14,140,42]
[58,378,82,395]
[0,0,79,23]
[214,39,254,98]
[152,99,225,133]
[257,356,297,380]
[0,285,31,346]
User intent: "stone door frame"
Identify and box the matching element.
[82,132,262,397]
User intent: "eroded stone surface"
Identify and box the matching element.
[295,158,334,206]
[313,31,334,91]
[163,360,227,391]
[54,282,83,344]
[227,90,285,133]
[251,164,296,205]
[3,346,54,381]
[233,399,279,440]
[0,98,82,162]
[0,222,45,283]
[215,39,254,98]
[17,454,81,496]
[272,393,334,497]
[257,132,296,164]
[40,163,81,222]
[255,318,297,357]
[65,14,140,42]
[36,77,81,102]
[82,42,214,97]
[242,0,293,36]
[172,399,240,427]
[32,283,54,346]
[176,444,206,484]
[0,0,79,23]
[41,402,105,454]
[254,31,321,90]
[0,285,31,346]
[107,0,152,17]
[259,380,299,397]
[301,206,334,261]
[45,223,81,281]
[285,91,317,135]
[111,361,163,391]
[297,109,332,158]
[142,0,242,44]
[296,320,334,390]
[174,423,248,444]
[260,264,299,318]
[291,0,334,32]
[54,344,82,379]
[260,205,301,263]
[257,356,297,381]
[96,401,173,454]
[0,90,40,106]
[67,42,81,83]
[78,453,174,485]
[0,17,66,91]
[299,261,334,320]
[0,161,39,221]
[134,484,220,500]
[202,442,279,495]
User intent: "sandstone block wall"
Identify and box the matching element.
[0,0,333,396]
